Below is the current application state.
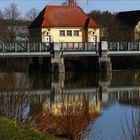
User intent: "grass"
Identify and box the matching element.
[0,116,67,140]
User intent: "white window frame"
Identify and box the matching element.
[67,30,72,36]
[60,30,65,36]
[74,30,79,36]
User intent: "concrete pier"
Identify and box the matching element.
[51,43,65,73]
[98,72,112,102]
[99,41,112,72]
[51,41,112,73]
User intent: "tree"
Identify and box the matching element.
[108,19,133,41]
[88,10,133,41]
[4,3,21,42]
[0,9,4,19]
[25,8,40,22]
[88,10,115,40]
[4,3,20,21]
[0,20,9,42]
[88,10,115,27]
[0,9,9,42]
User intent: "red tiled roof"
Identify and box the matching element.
[28,6,100,28]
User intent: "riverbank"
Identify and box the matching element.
[0,116,67,140]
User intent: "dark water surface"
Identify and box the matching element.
[0,71,140,140]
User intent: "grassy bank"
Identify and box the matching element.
[0,116,66,140]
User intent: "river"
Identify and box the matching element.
[0,70,140,140]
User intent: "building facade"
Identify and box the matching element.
[28,6,100,44]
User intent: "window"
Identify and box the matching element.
[67,30,72,36]
[60,30,65,36]
[74,30,79,36]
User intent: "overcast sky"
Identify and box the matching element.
[0,0,140,15]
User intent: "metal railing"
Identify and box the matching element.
[0,42,51,52]
[1,41,140,53]
[0,42,98,53]
[108,42,140,51]
[60,42,99,51]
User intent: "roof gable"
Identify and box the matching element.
[28,5,99,28]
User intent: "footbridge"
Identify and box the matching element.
[0,42,140,56]
[0,41,140,72]
[0,42,99,57]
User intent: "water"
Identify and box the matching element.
[0,71,140,140]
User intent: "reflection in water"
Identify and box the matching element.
[0,72,101,139]
[120,108,140,140]
[1,71,140,139]
[0,73,30,121]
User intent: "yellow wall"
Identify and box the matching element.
[42,27,84,42]
[41,27,100,43]
[88,28,100,42]
[134,21,140,41]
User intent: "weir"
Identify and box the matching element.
[51,41,112,73]
[1,41,140,72]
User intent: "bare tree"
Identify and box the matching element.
[0,20,9,42]
[4,3,20,21]
[4,3,21,42]
[25,8,40,22]
[0,9,4,19]
[0,9,9,42]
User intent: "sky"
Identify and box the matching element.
[0,0,140,15]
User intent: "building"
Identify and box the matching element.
[116,10,140,41]
[28,5,100,44]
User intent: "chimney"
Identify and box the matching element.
[68,0,76,6]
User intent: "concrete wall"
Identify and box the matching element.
[134,21,140,41]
